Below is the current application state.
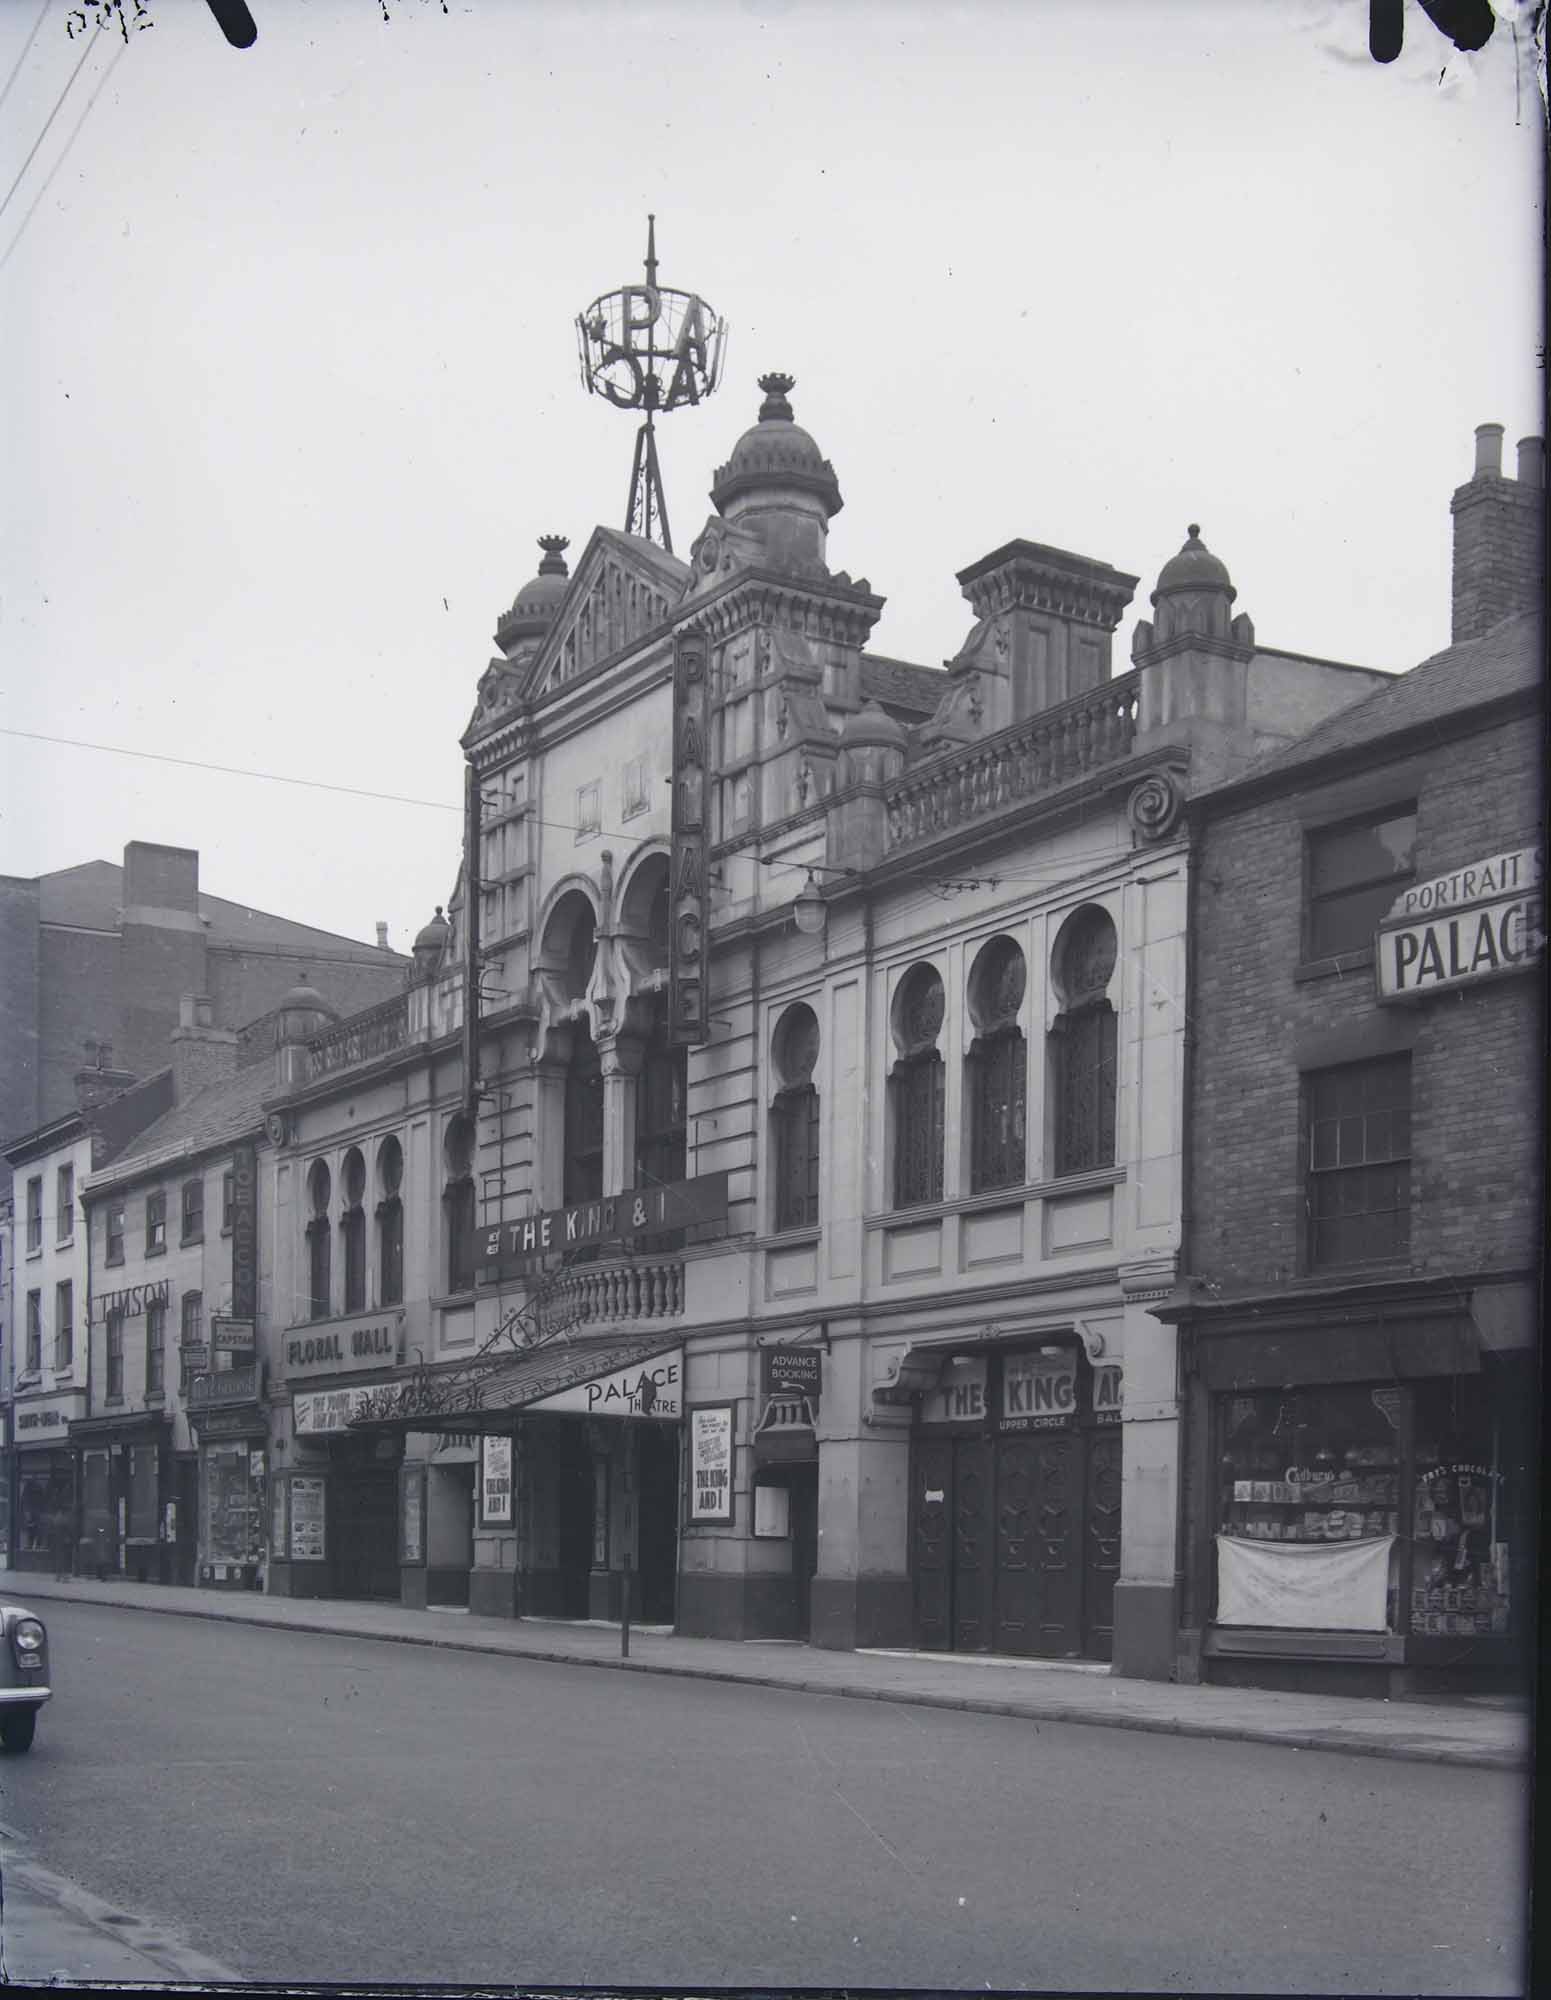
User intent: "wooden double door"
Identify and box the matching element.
[912,1426,1121,1659]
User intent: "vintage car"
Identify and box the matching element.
[0,1602,51,1752]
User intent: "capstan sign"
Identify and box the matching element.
[1376,845,1544,1002]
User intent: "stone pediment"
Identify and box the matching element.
[522,528,691,701]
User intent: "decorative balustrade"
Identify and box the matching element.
[307,993,411,1081]
[552,1258,685,1324]
[885,671,1140,851]
[189,1361,263,1407]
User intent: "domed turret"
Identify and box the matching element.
[1152,524,1234,602]
[839,698,907,786]
[707,375,842,575]
[411,906,450,986]
[494,535,570,656]
[275,980,337,1050]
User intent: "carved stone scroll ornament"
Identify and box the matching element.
[1127,769,1184,844]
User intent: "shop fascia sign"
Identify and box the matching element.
[1376,844,1544,1003]
[283,1313,403,1380]
[478,1172,727,1279]
[293,1385,376,1436]
[921,1351,1123,1429]
[93,1277,170,1324]
[528,1350,683,1422]
[13,1389,87,1436]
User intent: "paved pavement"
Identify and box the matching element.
[2,1567,1529,1772]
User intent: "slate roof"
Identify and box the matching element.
[88,1063,271,1187]
[31,858,404,960]
[860,652,947,719]
[1203,612,1544,804]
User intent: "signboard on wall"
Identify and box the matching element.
[668,625,711,1046]
[289,1476,326,1561]
[529,1349,683,1422]
[761,1347,822,1401]
[1377,845,1544,1002]
[283,1316,402,1380]
[230,1142,258,1322]
[94,1278,169,1324]
[12,1391,87,1438]
[922,1357,988,1427]
[689,1404,734,1523]
[293,1386,375,1436]
[478,1174,726,1278]
[480,1435,513,1526]
[999,1350,1078,1431]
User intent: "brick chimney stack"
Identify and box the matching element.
[169,993,238,1101]
[1450,423,1545,644]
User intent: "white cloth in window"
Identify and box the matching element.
[1216,1534,1394,1631]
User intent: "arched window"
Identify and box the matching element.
[443,1115,476,1295]
[891,963,946,1209]
[341,1148,366,1314]
[636,993,687,1192]
[1049,906,1119,1177]
[771,1002,820,1231]
[967,936,1027,1193]
[376,1136,404,1308]
[306,1160,332,1320]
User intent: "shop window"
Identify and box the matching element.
[967,936,1027,1193]
[25,1176,41,1253]
[1306,808,1415,960]
[1216,1386,1403,1630]
[204,1443,264,1567]
[341,1147,367,1314]
[306,1159,332,1320]
[146,1298,166,1395]
[443,1115,476,1295]
[890,963,946,1208]
[57,1163,74,1241]
[377,1135,404,1308]
[1305,1056,1411,1270]
[25,1290,42,1374]
[771,1002,821,1231]
[222,1169,235,1233]
[181,1176,204,1245]
[106,1307,125,1400]
[1411,1373,1525,1643]
[53,1280,72,1372]
[106,1197,126,1266]
[146,1189,167,1254]
[1049,906,1118,1178]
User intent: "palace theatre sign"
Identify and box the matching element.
[1376,845,1544,1003]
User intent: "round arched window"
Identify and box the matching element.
[443,1115,473,1180]
[342,1147,366,1209]
[773,1002,821,1088]
[968,935,1027,1034]
[1051,905,1117,1010]
[892,962,945,1056]
[377,1134,403,1199]
[307,1159,331,1218]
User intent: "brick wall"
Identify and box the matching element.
[206,947,406,1037]
[37,926,122,1132]
[0,876,41,1171]
[116,922,210,1083]
[1189,709,1544,1291]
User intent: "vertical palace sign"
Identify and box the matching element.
[670,625,712,1045]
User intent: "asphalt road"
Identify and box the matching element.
[0,1599,1530,1993]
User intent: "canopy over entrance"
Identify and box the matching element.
[346,1335,684,1436]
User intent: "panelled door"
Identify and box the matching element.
[1081,1427,1122,1660]
[916,1421,1112,1659]
[912,1439,954,1650]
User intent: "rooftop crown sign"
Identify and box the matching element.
[575,216,727,552]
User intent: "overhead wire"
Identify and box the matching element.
[0,27,125,273]
[0,0,52,120]
[2,727,1129,883]
[0,16,96,232]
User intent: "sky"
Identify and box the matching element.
[0,0,1544,956]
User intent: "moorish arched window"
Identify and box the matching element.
[376,1135,404,1308]
[891,963,946,1209]
[1049,905,1118,1177]
[306,1159,332,1320]
[341,1147,366,1314]
[967,936,1027,1193]
[443,1114,476,1295]
[771,1002,820,1231]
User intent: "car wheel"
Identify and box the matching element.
[0,1710,38,1753]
